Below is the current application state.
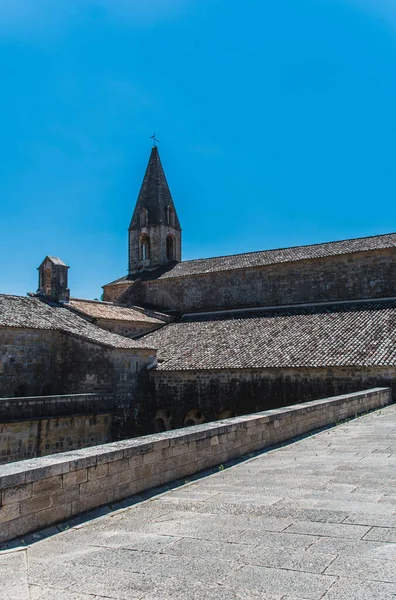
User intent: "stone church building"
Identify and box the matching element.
[1,145,396,445]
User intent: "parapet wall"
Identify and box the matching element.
[0,394,127,464]
[0,393,114,421]
[0,387,391,543]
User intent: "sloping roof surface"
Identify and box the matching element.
[47,256,68,267]
[105,232,396,285]
[38,256,68,268]
[0,295,155,350]
[68,299,169,324]
[142,300,396,370]
[129,146,180,230]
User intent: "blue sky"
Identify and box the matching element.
[1,0,396,299]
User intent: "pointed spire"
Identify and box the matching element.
[129,146,180,230]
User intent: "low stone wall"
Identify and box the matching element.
[0,394,114,421]
[0,387,391,543]
[0,394,116,464]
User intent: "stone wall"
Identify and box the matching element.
[129,223,182,272]
[96,318,163,339]
[0,388,391,544]
[0,394,115,464]
[0,415,111,465]
[105,248,396,312]
[148,366,396,430]
[0,327,154,398]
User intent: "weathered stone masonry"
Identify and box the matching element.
[105,248,396,313]
[0,388,391,544]
[0,327,152,398]
[148,367,396,430]
[0,394,115,464]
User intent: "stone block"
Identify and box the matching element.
[173,453,195,469]
[20,495,51,516]
[171,443,189,457]
[195,438,210,451]
[0,502,20,524]
[87,463,108,480]
[69,455,97,470]
[112,480,139,501]
[7,513,38,541]
[2,483,32,505]
[218,432,232,444]
[71,489,113,515]
[182,462,199,479]
[0,471,26,489]
[36,502,72,530]
[159,468,176,485]
[79,477,110,497]
[143,450,162,465]
[25,461,70,483]
[160,446,173,459]
[80,469,133,497]
[125,441,154,459]
[195,458,210,472]
[95,448,124,465]
[51,485,80,505]
[134,463,155,480]
[127,454,144,470]
[152,439,170,450]
[0,524,10,543]
[62,468,87,487]
[32,476,62,497]
[108,458,130,475]
[216,451,229,464]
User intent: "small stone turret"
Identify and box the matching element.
[37,256,70,302]
[128,146,182,273]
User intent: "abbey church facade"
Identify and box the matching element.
[1,146,396,454]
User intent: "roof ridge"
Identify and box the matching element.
[103,231,396,287]
[181,295,396,319]
[0,295,156,350]
[70,297,117,306]
[179,231,396,265]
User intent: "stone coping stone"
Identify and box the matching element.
[0,393,126,421]
[0,393,109,402]
[0,388,390,490]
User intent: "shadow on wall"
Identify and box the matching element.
[153,408,236,432]
[12,383,55,398]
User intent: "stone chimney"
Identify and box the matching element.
[37,256,70,302]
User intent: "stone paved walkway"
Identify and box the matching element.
[2,405,396,600]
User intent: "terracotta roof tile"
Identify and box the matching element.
[68,299,169,324]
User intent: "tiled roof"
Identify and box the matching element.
[68,298,169,324]
[142,300,396,370]
[0,295,155,350]
[105,232,396,285]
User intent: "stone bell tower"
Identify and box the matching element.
[128,146,181,273]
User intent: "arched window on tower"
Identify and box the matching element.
[140,234,150,261]
[166,205,175,227]
[166,234,175,261]
[140,208,149,227]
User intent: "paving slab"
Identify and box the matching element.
[322,577,396,599]
[363,526,396,543]
[224,564,336,599]
[1,404,396,599]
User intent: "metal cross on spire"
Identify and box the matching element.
[150,133,159,147]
